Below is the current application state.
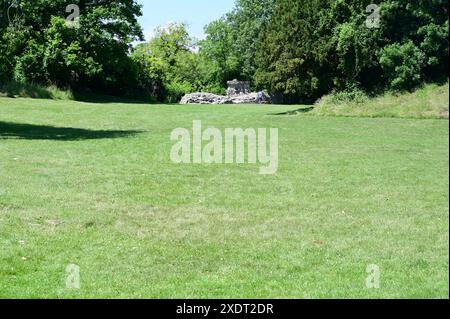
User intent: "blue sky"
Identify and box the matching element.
[137,0,236,41]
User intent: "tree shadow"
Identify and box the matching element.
[0,121,143,141]
[269,106,315,116]
[72,92,152,104]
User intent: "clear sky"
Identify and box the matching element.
[137,0,236,41]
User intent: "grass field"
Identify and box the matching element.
[0,96,448,298]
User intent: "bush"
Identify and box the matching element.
[13,42,47,85]
[379,42,426,91]
[165,81,194,103]
[317,88,369,105]
[201,84,226,96]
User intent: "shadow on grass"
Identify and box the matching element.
[269,106,315,116]
[0,121,143,141]
[72,92,152,104]
[0,82,152,104]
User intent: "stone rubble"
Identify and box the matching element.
[180,92,272,105]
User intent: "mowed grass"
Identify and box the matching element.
[0,96,448,298]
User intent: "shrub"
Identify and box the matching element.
[379,42,426,91]
[201,84,226,96]
[318,88,369,106]
[165,81,194,103]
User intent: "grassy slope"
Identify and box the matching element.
[313,82,449,119]
[0,97,448,298]
[0,82,74,100]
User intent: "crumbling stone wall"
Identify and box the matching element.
[226,79,251,96]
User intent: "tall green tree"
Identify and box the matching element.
[199,0,275,89]
[200,18,240,87]
[255,0,336,102]
[0,0,143,94]
[255,0,448,102]
[379,0,449,89]
[132,23,213,102]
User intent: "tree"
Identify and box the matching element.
[199,0,275,89]
[255,0,336,102]
[228,0,275,80]
[379,0,449,88]
[200,18,240,88]
[132,23,212,102]
[255,0,448,102]
[0,0,143,94]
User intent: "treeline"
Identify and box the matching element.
[0,0,448,103]
[255,0,449,102]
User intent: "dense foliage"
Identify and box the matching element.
[132,23,216,102]
[255,0,448,102]
[0,0,143,95]
[200,0,275,87]
[0,0,448,103]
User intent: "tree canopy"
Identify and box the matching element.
[0,0,448,103]
[255,0,448,102]
[0,0,143,94]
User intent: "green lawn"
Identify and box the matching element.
[0,97,448,298]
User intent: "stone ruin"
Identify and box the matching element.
[180,79,271,105]
[226,79,251,96]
